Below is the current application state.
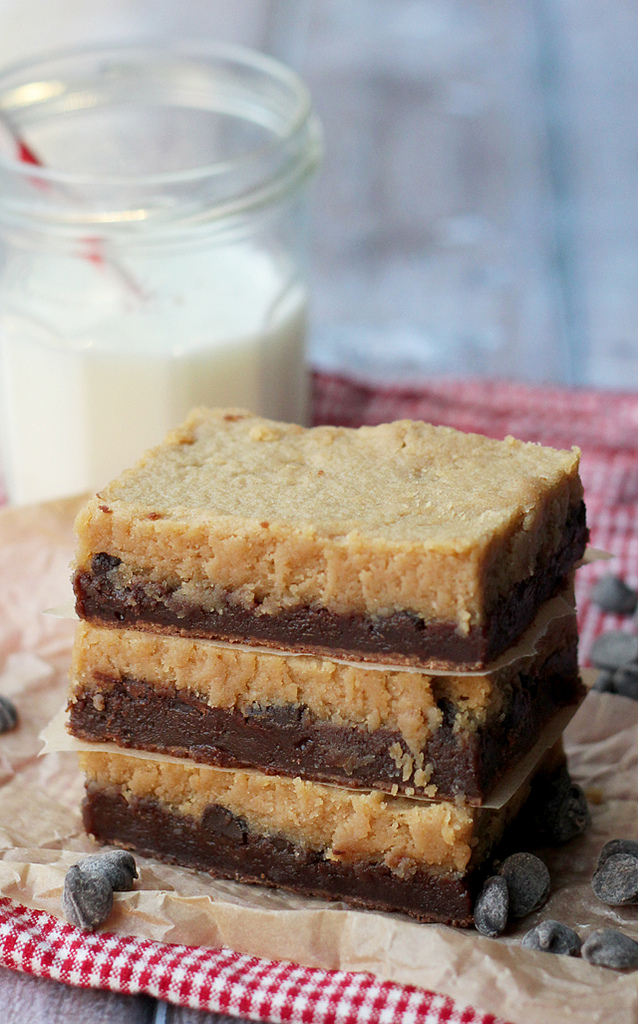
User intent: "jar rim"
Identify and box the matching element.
[0,40,321,193]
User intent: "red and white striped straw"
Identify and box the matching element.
[0,110,40,166]
[0,109,144,298]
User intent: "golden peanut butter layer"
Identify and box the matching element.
[67,605,581,802]
[73,408,586,669]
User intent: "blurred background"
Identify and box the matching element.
[0,0,635,390]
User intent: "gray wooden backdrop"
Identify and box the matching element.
[304,0,638,390]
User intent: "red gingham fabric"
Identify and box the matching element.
[4,372,638,1023]
[0,898,506,1023]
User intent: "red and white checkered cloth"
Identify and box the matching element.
[0,899,504,1023]
[3,372,638,1024]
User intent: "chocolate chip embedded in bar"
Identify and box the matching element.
[72,408,587,671]
[67,606,583,804]
[78,743,558,927]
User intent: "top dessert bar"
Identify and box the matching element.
[73,408,587,670]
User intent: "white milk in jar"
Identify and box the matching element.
[0,244,307,503]
[0,45,321,504]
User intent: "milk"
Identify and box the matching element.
[0,243,308,504]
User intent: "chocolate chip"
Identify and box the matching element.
[78,850,137,892]
[593,665,638,699]
[474,875,509,937]
[546,784,590,845]
[591,575,638,615]
[62,863,113,931]
[0,695,17,733]
[521,920,582,956]
[498,853,550,919]
[582,929,638,970]
[597,839,638,870]
[558,788,590,844]
[593,670,617,693]
[436,697,457,730]
[610,666,638,701]
[246,702,306,726]
[202,804,248,842]
[592,853,638,905]
[590,632,638,671]
[528,765,591,845]
[91,552,122,574]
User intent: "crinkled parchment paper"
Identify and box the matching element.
[0,497,637,1024]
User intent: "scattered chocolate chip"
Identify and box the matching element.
[590,632,638,671]
[593,670,616,693]
[528,765,591,845]
[593,665,638,699]
[592,853,638,905]
[521,920,582,956]
[474,876,509,937]
[550,784,590,844]
[591,575,638,615]
[0,695,17,733]
[62,863,113,931]
[77,850,137,892]
[498,852,550,919]
[610,666,638,701]
[582,929,638,970]
[597,839,638,870]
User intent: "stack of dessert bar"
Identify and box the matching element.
[67,408,588,926]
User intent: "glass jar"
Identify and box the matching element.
[0,43,322,504]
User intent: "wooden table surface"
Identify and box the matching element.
[2,0,636,1019]
[0,965,236,1023]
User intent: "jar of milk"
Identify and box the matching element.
[0,44,321,504]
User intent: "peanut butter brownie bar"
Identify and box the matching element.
[73,408,587,670]
[79,744,563,926]
[68,604,582,803]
